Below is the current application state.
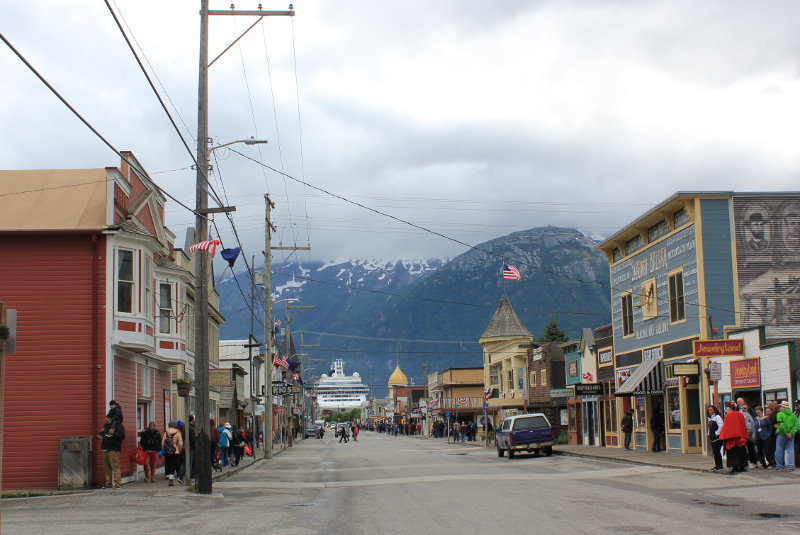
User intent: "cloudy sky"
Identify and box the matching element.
[3,0,800,269]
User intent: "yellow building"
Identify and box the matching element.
[480,296,533,422]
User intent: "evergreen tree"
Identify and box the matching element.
[537,318,568,343]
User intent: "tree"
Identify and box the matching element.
[537,318,568,343]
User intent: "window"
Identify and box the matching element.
[117,249,134,313]
[136,402,148,433]
[517,368,524,389]
[541,369,548,387]
[648,220,670,242]
[673,208,690,228]
[667,388,680,430]
[489,365,500,386]
[668,270,685,322]
[612,247,622,262]
[530,371,537,387]
[159,283,172,334]
[186,298,196,352]
[141,365,151,398]
[507,370,514,391]
[625,234,645,255]
[143,255,153,321]
[569,361,578,377]
[621,291,634,336]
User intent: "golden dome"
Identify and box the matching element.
[388,364,408,386]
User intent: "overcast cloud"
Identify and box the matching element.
[2,1,800,269]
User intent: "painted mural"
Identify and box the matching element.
[734,197,800,338]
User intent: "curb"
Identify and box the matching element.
[552,449,711,474]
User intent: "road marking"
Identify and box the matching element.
[215,465,674,489]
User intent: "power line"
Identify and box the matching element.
[0,32,200,218]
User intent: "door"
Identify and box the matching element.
[585,402,595,445]
[682,385,702,453]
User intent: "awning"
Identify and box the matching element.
[615,358,664,396]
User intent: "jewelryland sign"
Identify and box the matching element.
[730,358,760,388]
[693,339,744,357]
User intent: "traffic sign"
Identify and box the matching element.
[483,402,489,409]
[708,361,722,382]
[445,411,452,419]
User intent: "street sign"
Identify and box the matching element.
[272,381,292,396]
[549,388,573,398]
[708,361,722,382]
[445,411,452,419]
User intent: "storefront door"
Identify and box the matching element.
[681,385,702,454]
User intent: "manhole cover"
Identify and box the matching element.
[757,513,788,519]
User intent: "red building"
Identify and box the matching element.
[0,154,204,489]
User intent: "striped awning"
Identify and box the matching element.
[615,358,664,396]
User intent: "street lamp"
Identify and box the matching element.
[209,137,268,153]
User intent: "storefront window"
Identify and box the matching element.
[764,390,788,406]
[667,388,680,430]
[635,396,646,428]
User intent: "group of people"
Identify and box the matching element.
[139,417,195,486]
[210,420,253,470]
[376,422,423,436]
[431,420,478,442]
[336,422,359,443]
[707,398,799,474]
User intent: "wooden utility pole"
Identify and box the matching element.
[194,3,294,493]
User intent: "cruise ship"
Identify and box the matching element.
[315,360,370,412]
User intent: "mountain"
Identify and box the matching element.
[216,226,611,391]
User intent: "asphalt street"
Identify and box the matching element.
[3,432,800,534]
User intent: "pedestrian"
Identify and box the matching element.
[719,402,749,474]
[162,421,183,485]
[218,423,232,468]
[774,400,798,471]
[209,418,220,471]
[621,409,634,451]
[754,406,770,468]
[140,421,161,483]
[352,424,359,442]
[99,415,124,488]
[178,415,196,481]
[231,424,245,467]
[706,405,724,472]
[767,405,778,465]
[650,408,664,452]
[107,399,123,424]
[736,397,758,468]
[339,424,350,443]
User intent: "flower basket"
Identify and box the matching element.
[176,380,192,397]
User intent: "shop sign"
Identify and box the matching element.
[549,388,573,398]
[730,358,760,388]
[672,362,699,376]
[209,368,232,387]
[694,339,744,357]
[599,350,612,365]
[663,378,679,387]
[272,381,292,396]
[574,383,603,395]
[643,346,662,361]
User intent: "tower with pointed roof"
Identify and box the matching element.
[480,296,533,421]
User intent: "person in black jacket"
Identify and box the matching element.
[107,400,123,424]
[100,415,124,488]
[140,422,161,483]
[621,410,634,450]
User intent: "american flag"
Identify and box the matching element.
[187,239,221,257]
[456,397,468,404]
[502,263,521,281]
[484,387,495,400]
[273,354,289,369]
[428,398,440,407]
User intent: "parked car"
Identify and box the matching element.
[304,424,321,439]
[495,413,555,459]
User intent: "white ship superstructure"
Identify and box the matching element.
[315,360,369,411]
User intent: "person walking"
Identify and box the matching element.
[218,423,232,468]
[621,409,634,451]
[352,424,359,442]
[706,405,724,472]
[719,402,749,474]
[209,418,220,471]
[339,424,350,443]
[139,421,161,483]
[162,421,183,485]
[774,400,798,471]
[99,415,124,488]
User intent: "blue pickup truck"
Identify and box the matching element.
[495,413,555,459]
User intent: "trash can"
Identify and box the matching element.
[58,438,91,489]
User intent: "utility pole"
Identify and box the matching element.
[286,304,314,444]
[244,255,261,455]
[194,3,294,492]
[263,195,309,458]
[300,331,320,430]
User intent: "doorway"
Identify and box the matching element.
[649,396,665,452]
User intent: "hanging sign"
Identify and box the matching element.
[574,383,603,395]
[708,361,722,382]
[272,381,292,396]
[672,362,700,376]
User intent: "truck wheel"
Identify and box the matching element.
[497,447,504,457]
[544,446,553,456]
[532,449,540,457]
[507,447,515,459]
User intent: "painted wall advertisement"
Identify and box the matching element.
[610,225,698,353]
[735,198,800,339]
[730,358,760,389]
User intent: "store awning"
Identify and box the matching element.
[615,358,664,396]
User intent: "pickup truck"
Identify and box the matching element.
[495,413,555,459]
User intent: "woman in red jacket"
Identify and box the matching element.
[719,402,749,474]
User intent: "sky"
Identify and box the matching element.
[3,0,800,270]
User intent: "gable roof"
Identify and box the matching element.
[480,296,532,340]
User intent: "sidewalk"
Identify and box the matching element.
[554,444,714,473]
